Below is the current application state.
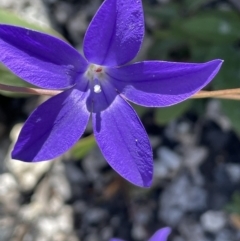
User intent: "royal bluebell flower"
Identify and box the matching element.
[110,227,171,241]
[0,0,222,187]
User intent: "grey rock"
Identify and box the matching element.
[154,147,182,179]
[183,147,208,185]
[110,216,121,228]
[201,211,227,233]
[73,201,88,215]
[0,173,19,211]
[206,100,231,131]
[225,164,240,183]
[149,135,161,149]
[131,224,147,241]
[84,208,108,224]
[0,0,50,27]
[184,147,208,170]
[0,216,15,241]
[179,218,207,241]
[173,237,185,241]
[65,162,86,184]
[133,207,152,225]
[67,11,87,43]
[159,174,207,226]
[160,207,184,227]
[35,206,74,240]
[82,147,108,180]
[100,226,113,241]
[215,229,235,241]
[7,159,51,192]
[50,162,71,201]
[85,232,99,241]
[54,2,73,24]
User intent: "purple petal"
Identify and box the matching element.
[0,24,87,89]
[83,0,144,66]
[91,83,153,187]
[12,87,90,162]
[107,59,223,107]
[148,228,171,241]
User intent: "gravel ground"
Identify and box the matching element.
[1,0,240,241]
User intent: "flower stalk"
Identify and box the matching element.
[0,83,240,100]
[191,88,240,99]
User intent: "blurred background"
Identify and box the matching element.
[0,0,240,240]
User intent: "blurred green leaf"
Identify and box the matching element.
[172,11,240,44]
[131,103,148,117]
[226,192,240,214]
[144,4,179,21]
[206,46,240,89]
[184,0,212,11]
[148,38,186,60]
[191,44,212,62]
[71,135,96,160]
[155,100,192,125]
[0,9,61,37]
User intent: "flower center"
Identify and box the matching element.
[85,64,105,93]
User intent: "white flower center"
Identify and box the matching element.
[85,64,105,94]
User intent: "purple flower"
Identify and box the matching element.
[110,227,171,241]
[0,0,222,187]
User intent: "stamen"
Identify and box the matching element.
[94,84,101,93]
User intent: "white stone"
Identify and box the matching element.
[201,211,227,233]
[131,224,147,240]
[159,175,207,226]
[184,147,208,169]
[226,164,240,183]
[154,147,182,179]
[0,173,18,197]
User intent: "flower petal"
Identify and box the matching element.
[148,227,171,241]
[12,87,90,162]
[91,83,153,187]
[0,24,87,89]
[83,0,144,66]
[108,59,223,107]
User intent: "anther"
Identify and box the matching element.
[95,67,103,73]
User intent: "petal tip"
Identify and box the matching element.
[149,227,172,241]
[11,147,33,162]
[11,148,25,162]
[133,170,153,188]
[143,176,153,188]
[209,58,224,68]
[162,227,172,234]
[144,182,152,188]
[207,58,224,77]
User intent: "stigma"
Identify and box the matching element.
[85,64,105,80]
